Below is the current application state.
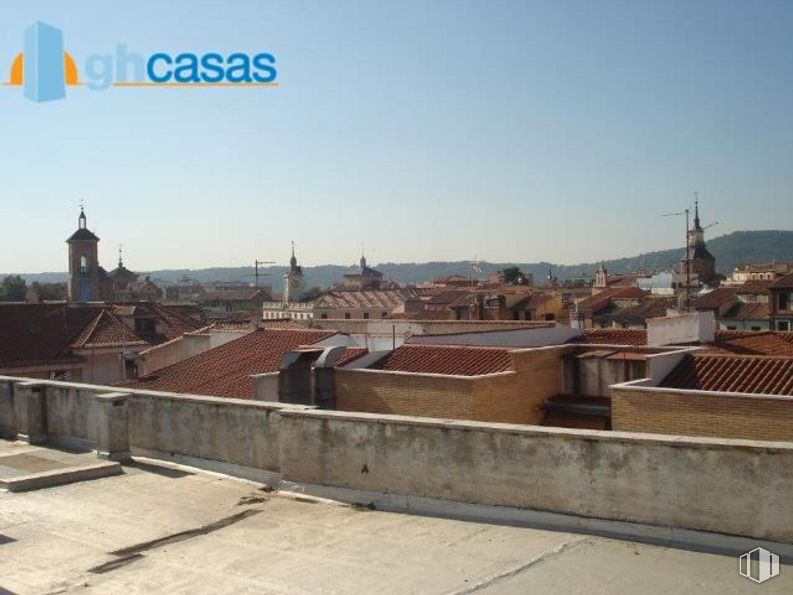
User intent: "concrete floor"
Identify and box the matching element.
[0,446,790,594]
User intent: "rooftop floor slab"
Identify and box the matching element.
[0,441,122,493]
[0,441,789,594]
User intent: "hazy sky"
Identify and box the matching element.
[1,0,792,273]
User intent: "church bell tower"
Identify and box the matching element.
[67,206,101,302]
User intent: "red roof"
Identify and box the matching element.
[315,289,418,310]
[373,344,513,376]
[769,273,793,290]
[0,303,203,369]
[708,330,793,357]
[123,328,339,398]
[661,353,793,395]
[569,329,648,346]
[693,287,737,310]
[577,287,647,315]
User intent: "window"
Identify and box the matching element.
[751,326,762,331]
[779,293,790,311]
[779,321,791,331]
[80,256,88,273]
[544,313,555,321]
[363,312,370,319]
[727,326,737,330]
[344,312,351,319]
[382,312,388,318]
[124,359,138,380]
[321,313,328,319]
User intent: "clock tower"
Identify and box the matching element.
[283,242,304,303]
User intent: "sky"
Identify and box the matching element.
[1,0,792,273]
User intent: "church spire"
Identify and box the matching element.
[290,241,297,268]
[360,244,367,269]
[693,192,702,231]
[118,244,123,268]
[78,204,87,229]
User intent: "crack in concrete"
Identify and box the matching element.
[84,507,264,576]
[449,537,589,594]
[110,508,263,558]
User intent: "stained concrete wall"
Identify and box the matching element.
[126,391,290,472]
[278,410,793,542]
[0,380,14,438]
[1,375,792,543]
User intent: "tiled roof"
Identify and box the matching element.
[693,287,737,310]
[734,280,773,295]
[769,273,793,290]
[707,330,793,357]
[123,328,338,398]
[372,344,513,376]
[0,304,99,368]
[568,329,648,346]
[660,353,793,395]
[578,287,647,314]
[0,303,205,369]
[198,288,271,302]
[720,301,770,322]
[315,289,418,310]
[597,297,677,327]
[66,228,100,242]
[425,290,469,306]
[333,347,368,367]
[71,310,148,349]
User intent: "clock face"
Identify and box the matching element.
[291,279,302,288]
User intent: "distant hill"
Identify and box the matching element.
[10,230,793,288]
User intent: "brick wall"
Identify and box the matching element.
[472,347,568,424]
[612,385,793,441]
[335,369,476,419]
[335,346,570,424]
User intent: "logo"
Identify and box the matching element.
[5,21,278,103]
[739,547,780,584]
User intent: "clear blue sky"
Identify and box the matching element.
[1,0,792,273]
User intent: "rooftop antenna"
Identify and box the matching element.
[662,201,692,312]
[253,259,275,288]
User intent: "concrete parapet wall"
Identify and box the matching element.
[278,410,793,542]
[1,375,791,543]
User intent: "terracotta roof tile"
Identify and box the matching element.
[693,287,737,310]
[0,303,204,369]
[707,330,793,356]
[373,344,513,376]
[660,353,793,395]
[315,289,418,310]
[568,329,648,346]
[123,328,338,399]
[769,273,793,290]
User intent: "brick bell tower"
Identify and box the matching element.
[67,206,101,302]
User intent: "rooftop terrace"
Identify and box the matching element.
[1,439,790,594]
